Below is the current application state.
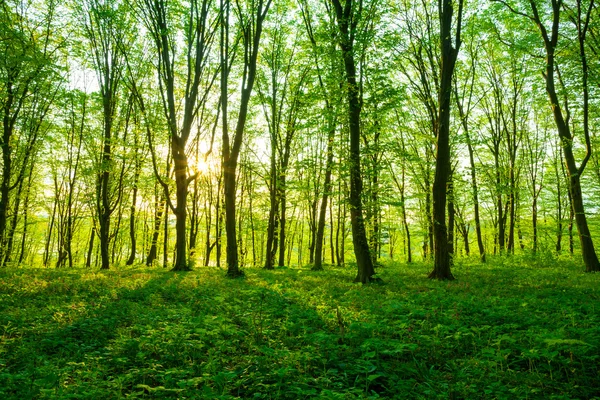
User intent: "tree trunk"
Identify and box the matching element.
[221,0,270,278]
[163,194,169,268]
[447,175,455,258]
[86,225,95,268]
[125,183,139,265]
[530,0,600,271]
[126,140,141,265]
[18,169,34,265]
[146,194,164,266]
[401,166,412,263]
[429,0,461,280]
[264,144,278,269]
[330,0,375,283]
[278,175,287,267]
[171,149,190,271]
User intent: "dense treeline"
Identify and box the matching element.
[1,0,599,279]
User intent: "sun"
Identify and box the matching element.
[190,153,219,176]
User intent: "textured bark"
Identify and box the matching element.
[527,0,600,271]
[221,0,270,277]
[313,124,335,271]
[125,177,139,265]
[454,54,485,262]
[428,0,462,280]
[139,0,216,271]
[330,0,375,283]
[146,194,164,266]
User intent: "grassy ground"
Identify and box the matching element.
[0,257,599,399]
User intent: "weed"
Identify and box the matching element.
[0,259,598,398]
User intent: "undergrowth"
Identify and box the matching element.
[0,257,599,399]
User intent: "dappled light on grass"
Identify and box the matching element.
[0,259,599,398]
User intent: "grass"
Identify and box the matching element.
[0,256,599,399]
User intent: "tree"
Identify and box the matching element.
[495,0,600,271]
[138,0,219,271]
[428,0,463,280]
[220,0,272,277]
[299,0,342,271]
[454,34,486,261]
[79,0,131,270]
[328,0,376,283]
[0,0,62,266]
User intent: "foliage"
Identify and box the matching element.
[0,260,599,399]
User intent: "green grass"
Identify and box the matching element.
[0,257,599,399]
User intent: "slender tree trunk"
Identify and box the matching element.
[429,0,461,280]
[467,132,484,261]
[425,175,433,260]
[329,196,335,265]
[163,195,169,268]
[568,192,574,254]
[43,194,57,267]
[401,164,412,263]
[264,142,278,269]
[86,225,95,268]
[447,175,455,258]
[4,171,26,266]
[556,154,563,252]
[18,169,33,265]
[0,88,16,263]
[278,175,287,267]
[529,0,600,271]
[126,140,141,265]
[330,0,375,283]
[146,193,164,266]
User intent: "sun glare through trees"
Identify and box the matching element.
[1,0,600,398]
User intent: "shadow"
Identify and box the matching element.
[0,269,186,399]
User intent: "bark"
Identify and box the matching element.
[528,0,599,271]
[429,0,462,280]
[221,0,271,277]
[555,148,565,253]
[125,182,139,265]
[146,193,165,266]
[447,174,455,257]
[302,3,337,271]
[163,194,169,268]
[139,0,216,272]
[401,165,412,263]
[453,62,484,261]
[43,195,57,267]
[85,225,95,268]
[264,141,278,269]
[330,0,375,283]
[278,172,287,267]
[126,134,141,266]
[4,168,26,266]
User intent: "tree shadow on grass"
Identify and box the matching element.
[0,269,187,399]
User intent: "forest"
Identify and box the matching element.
[1,0,600,398]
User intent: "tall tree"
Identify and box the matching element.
[496,0,600,271]
[429,0,463,280]
[80,0,131,269]
[138,0,218,271]
[0,0,61,265]
[454,36,485,261]
[329,0,376,283]
[428,0,463,280]
[220,0,272,277]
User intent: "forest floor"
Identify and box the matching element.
[0,256,599,399]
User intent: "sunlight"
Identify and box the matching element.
[191,155,210,175]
